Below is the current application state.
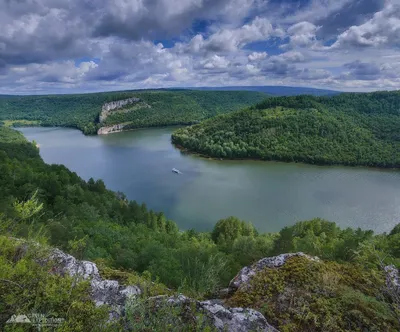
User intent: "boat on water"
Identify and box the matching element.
[172,168,182,174]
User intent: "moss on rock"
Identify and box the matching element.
[228,256,399,331]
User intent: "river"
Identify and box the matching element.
[19,127,400,233]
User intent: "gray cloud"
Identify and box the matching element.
[93,0,256,40]
[287,21,318,47]
[343,60,381,80]
[0,0,399,93]
[340,59,400,81]
[331,1,400,48]
[0,1,98,65]
[183,16,281,54]
[315,0,385,39]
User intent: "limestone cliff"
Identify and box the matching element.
[97,124,125,135]
[99,98,141,123]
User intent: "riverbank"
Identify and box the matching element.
[172,142,400,171]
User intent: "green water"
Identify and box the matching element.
[20,127,400,233]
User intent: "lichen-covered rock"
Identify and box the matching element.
[149,295,278,332]
[50,248,100,280]
[385,265,400,295]
[50,249,141,319]
[48,248,277,330]
[229,253,320,293]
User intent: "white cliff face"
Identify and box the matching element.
[228,253,320,293]
[97,124,125,135]
[99,98,140,123]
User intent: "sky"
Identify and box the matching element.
[0,0,399,94]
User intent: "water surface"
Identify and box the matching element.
[20,127,400,233]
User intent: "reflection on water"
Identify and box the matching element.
[20,127,400,233]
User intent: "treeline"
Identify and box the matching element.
[172,92,400,168]
[0,90,265,135]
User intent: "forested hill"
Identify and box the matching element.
[172,91,400,168]
[0,90,266,135]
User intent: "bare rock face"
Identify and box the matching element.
[100,98,140,123]
[149,295,278,332]
[229,253,320,293]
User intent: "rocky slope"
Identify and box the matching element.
[4,235,400,332]
[44,248,400,331]
[49,247,278,331]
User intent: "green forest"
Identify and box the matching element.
[0,90,265,135]
[172,91,400,168]
[1,125,400,330]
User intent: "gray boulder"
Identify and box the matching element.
[50,249,141,318]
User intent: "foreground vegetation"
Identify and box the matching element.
[172,91,400,168]
[229,255,400,331]
[0,90,265,135]
[1,126,400,330]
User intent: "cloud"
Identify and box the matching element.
[287,21,318,47]
[201,55,230,69]
[296,68,331,81]
[342,60,381,80]
[315,0,385,39]
[277,51,306,63]
[0,0,399,93]
[0,1,98,66]
[93,0,256,40]
[184,16,283,53]
[330,1,400,48]
[248,52,268,61]
[339,60,400,81]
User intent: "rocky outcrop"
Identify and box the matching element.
[385,265,400,295]
[97,124,125,135]
[50,249,141,319]
[49,248,276,330]
[148,295,278,332]
[100,98,140,123]
[229,253,320,293]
